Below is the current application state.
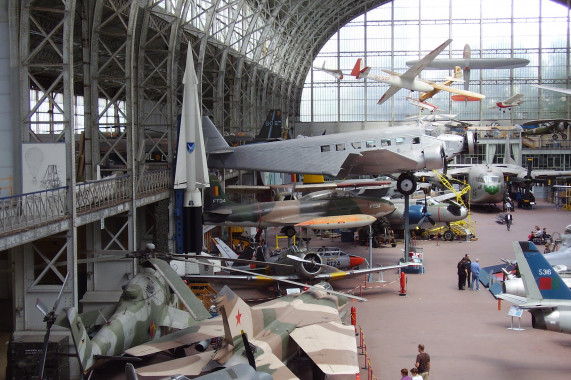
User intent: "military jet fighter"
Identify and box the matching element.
[205,179,395,238]
[125,283,360,379]
[57,256,212,374]
[497,241,571,335]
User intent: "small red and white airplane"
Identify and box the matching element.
[406,96,439,113]
[489,93,524,112]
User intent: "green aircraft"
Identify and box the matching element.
[56,256,212,375]
[204,178,395,237]
[125,282,361,379]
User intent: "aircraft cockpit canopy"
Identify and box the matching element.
[481,175,501,184]
[300,189,355,201]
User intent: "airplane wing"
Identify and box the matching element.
[290,321,359,377]
[496,293,527,305]
[532,84,571,95]
[312,262,411,281]
[400,39,452,81]
[428,82,485,99]
[125,316,225,357]
[295,214,376,229]
[377,84,402,105]
[253,350,299,380]
[338,150,419,177]
[134,351,214,377]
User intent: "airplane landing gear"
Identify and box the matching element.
[396,172,417,196]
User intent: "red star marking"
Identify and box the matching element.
[235,310,242,326]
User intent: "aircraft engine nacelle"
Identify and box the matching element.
[294,252,323,279]
[531,309,571,334]
[423,145,445,170]
[465,131,476,155]
[502,278,526,297]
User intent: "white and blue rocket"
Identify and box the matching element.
[174,45,210,254]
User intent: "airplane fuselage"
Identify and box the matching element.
[204,190,395,228]
[206,123,466,177]
[386,202,468,230]
[366,74,435,93]
[468,166,505,204]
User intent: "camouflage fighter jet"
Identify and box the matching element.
[205,179,395,237]
[57,257,212,375]
[125,283,360,379]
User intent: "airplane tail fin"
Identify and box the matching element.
[454,66,463,80]
[203,174,231,212]
[212,237,239,266]
[202,116,231,153]
[351,58,364,79]
[463,44,471,59]
[66,307,95,373]
[255,109,282,141]
[515,241,571,301]
[215,286,258,345]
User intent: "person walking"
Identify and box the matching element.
[415,343,430,380]
[457,257,467,290]
[471,258,480,291]
[504,211,513,231]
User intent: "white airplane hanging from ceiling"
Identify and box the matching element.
[351,39,485,105]
[406,43,530,94]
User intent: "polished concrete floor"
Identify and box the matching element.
[43,200,571,379]
[326,200,571,380]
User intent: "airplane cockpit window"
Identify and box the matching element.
[336,143,345,151]
[483,175,500,183]
[395,137,405,145]
[321,145,331,152]
[381,139,391,146]
[351,142,362,149]
[366,140,376,148]
[412,137,420,144]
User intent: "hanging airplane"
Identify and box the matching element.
[406,43,530,91]
[407,96,439,113]
[55,255,212,375]
[418,66,464,102]
[532,84,571,96]
[489,93,524,112]
[490,95,523,111]
[203,114,476,196]
[125,283,362,379]
[312,61,344,80]
[205,178,395,237]
[497,241,571,335]
[351,39,485,105]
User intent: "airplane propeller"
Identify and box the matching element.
[286,254,341,273]
[36,272,70,380]
[416,193,436,228]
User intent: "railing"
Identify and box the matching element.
[0,169,171,235]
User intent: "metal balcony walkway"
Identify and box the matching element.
[0,169,171,251]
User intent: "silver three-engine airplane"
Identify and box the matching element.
[204,116,475,195]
